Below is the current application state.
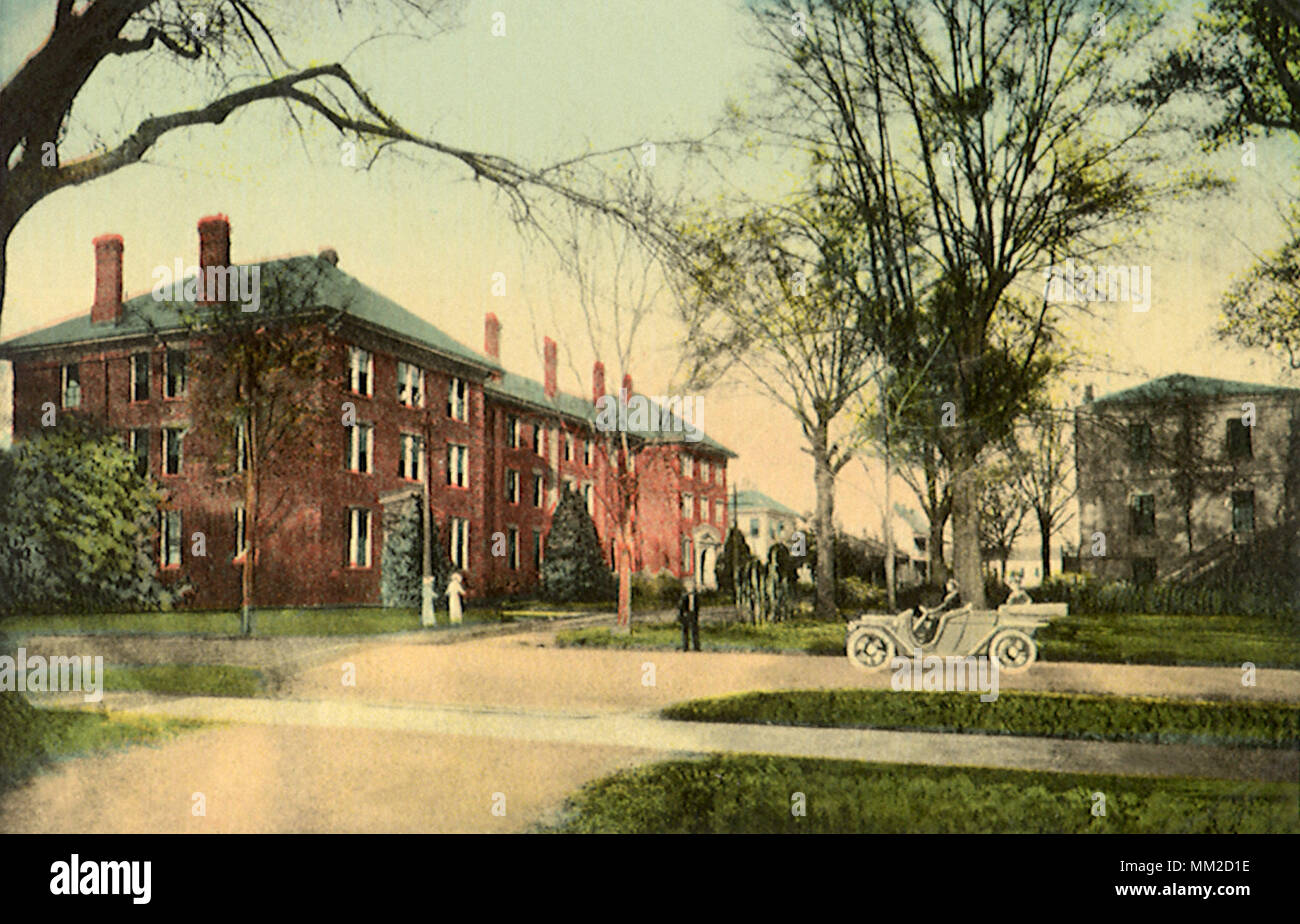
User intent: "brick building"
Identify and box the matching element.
[0,216,734,608]
[1074,373,1300,584]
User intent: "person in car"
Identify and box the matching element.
[912,577,962,643]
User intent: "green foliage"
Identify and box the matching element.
[380,502,450,608]
[1035,574,1298,621]
[0,425,174,614]
[630,571,685,606]
[540,755,1297,834]
[716,525,752,596]
[541,486,616,602]
[836,576,887,611]
[103,664,265,698]
[663,689,1299,750]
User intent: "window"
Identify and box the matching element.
[1130,493,1155,537]
[235,420,248,473]
[348,508,372,568]
[398,433,424,481]
[1232,490,1255,533]
[163,427,184,475]
[702,460,710,483]
[448,377,468,421]
[1128,422,1152,464]
[531,472,544,508]
[348,347,373,396]
[681,453,693,478]
[583,440,593,466]
[582,483,594,515]
[447,443,468,488]
[703,499,711,525]
[129,428,149,477]
[506,526,519,570]
[449,517,469,569]
[131,353,150,402]
[532,422,544,455]
[682,493,694,519]
[1226,419,1253,460]
[505,469,520,504]
[234,506,247,560]
[563,433,574,462]
[61,364,81,409]
[164,350,187,398]
[397,362,424,408]
[160,510,182,567]
[347,423,374,474]
[532,529,543,570]
[1132,557,1157,585]
[507,415,521,448]
[749,517,760,538]
[681,536,693,573]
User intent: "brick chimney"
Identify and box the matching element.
[91,234,123,324]
[485,313,501,360]
[543,337,557,399]
[592,360,606,405]
[197,214,230,304]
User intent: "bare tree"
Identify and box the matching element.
[1010,408,1077,580]
[0,0,699,329]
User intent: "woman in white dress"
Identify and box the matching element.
[445,572,465,625]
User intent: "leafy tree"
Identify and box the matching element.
[716,524,753,598]
[0,423,170,614]
[541,486,615,603]
[741,0,1187,607]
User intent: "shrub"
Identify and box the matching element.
[380,502,451,608]
[837,576,887,612]
[716,526,753,597]
[541,487,616,602]
[1034,574,1297,620]
[631,571,685,606]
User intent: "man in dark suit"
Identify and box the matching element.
[677,580,701,652]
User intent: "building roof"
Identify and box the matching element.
[0,252,736,456]
[1091,373,1300,407]
[0,256,498,373]
[733,489,801,518]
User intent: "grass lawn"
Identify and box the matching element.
[103,664,265,698]
[0,602,592,638]
[0,695,207,797]
[556,611,1300,668]
[662,689,1300,750]
[538,754,1300,833]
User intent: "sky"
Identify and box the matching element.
[1,0,1296,555]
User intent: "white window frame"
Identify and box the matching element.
[235,420,248,473]
[129,428,149,476]
[582,482,594,515]
[348,507,372,568]
[532,472,544,508]
[396,361,425,408]
[682,492,694,519]
[61,363,81,409]
[702,460,711,482]
[347,423,374,474]
[160,510,182,567]
[506,526,519,571]
[399,432,424,482]
[583,440,593,466]
[507,415,521,449]
[506,468,520,504]
[164,350,187,399]
[131,353,150,402]
[234,505,247,560]
[448,377,469,422]
[563,433,574,462]
[348,346,373,397]
[163,427,184,475]
[681,453,694,478]
[449,516,469,569]
[447,443,468,488]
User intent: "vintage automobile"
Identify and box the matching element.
[845,600,1067,672]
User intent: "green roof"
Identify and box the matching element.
[733,489,801,518]
[1091,373,1300,407]
[0,255,498,372]
[485,371,735,457]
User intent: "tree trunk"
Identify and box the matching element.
[950,462,987,609]
[883,448,896,611]
[811,423,837,620]
[240,401,257,637]
[1037,510,1052,579]
[928,513,948,586]
[616,528,632,632]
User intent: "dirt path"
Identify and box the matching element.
[5,626,1297,833]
